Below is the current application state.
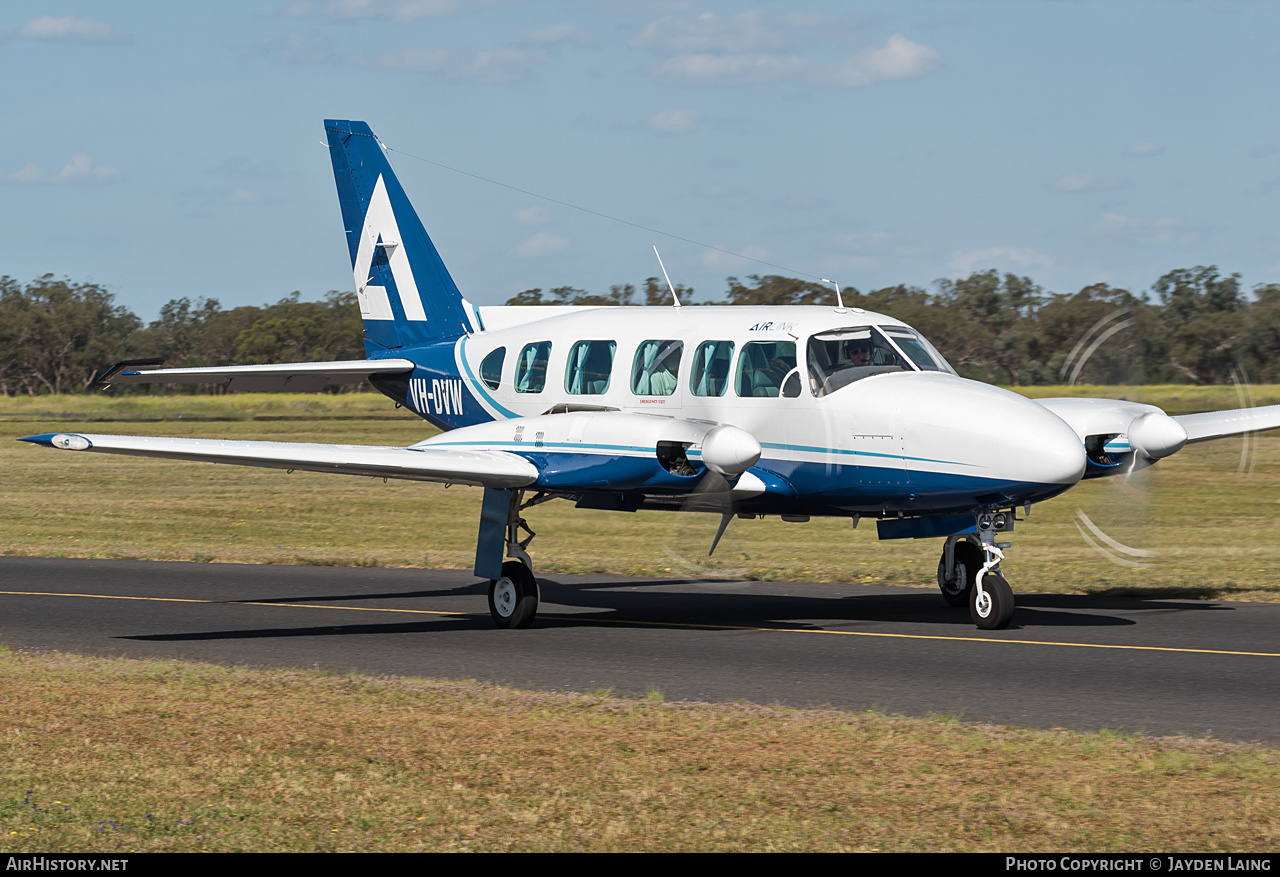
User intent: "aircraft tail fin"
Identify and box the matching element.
[325,119,477,354]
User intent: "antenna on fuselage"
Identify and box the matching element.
[822,278,846,313]
[653,246,681,308]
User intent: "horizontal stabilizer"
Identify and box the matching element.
[1173,404,1280,443]
[105,359,415,393]
[19,433,538,489]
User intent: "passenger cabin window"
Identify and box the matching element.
[479,347,505,391]
[515,341,551,393]
[631,340,682,396]
[565,340,616,395]
[735,340,800,398]
[807,326,915,396]
[690,340,734,397]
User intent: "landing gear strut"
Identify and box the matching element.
[938,510,1017,630]
[476,488,559,629]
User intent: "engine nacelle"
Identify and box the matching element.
[413,411,761,492]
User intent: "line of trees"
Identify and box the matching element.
[510,267,1280,386]
[1,266,1277,395]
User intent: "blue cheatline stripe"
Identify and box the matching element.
[457,336,519,419]
[759,441,975,468]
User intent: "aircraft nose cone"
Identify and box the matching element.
[891,376,1085,497]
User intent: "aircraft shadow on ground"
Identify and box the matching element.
[113,574,1235,643]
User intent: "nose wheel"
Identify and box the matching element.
[938,514,1018,629]
[970,568,1015,630]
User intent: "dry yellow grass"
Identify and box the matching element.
[2,648,1278,852]
[2,388,1278,597]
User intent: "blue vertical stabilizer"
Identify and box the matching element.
[325,119,474,354]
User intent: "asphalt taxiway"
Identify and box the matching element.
[2,556,1278,742]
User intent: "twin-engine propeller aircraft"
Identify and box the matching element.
[22,120,1280,630]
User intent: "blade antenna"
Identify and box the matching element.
[653,246,681,308]
[822,278,846,312]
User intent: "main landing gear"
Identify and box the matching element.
[477,488,559,629]
[937,510,1017,630]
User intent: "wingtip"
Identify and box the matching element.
[18,433,92,450]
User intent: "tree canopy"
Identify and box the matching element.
[2,264,1278,394]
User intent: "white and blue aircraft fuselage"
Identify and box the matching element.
[23,119,1280,631]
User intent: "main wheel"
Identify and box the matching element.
[969,570,1015,630]
[489,560,538,629]
[938,540,983,608]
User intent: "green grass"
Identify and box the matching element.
[2,388,1278,598]
[1,648,1277,852]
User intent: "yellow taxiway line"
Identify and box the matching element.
[3,589,1279,658]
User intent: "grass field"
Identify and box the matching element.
[3,389,1279,852]
[2,388,1278,599]
[2,648,1278,852]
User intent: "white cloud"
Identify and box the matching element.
[646,34,940,89]
[650,52,807,86]
[512,205,549,226]
[1126,141,1163,157]
[16,15,132,45]
[1053,173,1126,193]
[280,0,461,21]
[647,109,702,134]
[256,33,546,82]
[633,11,781,54]
[815,35,941,88]
[634,12,939,90]
[510,232,569,258]
[948,247,1053,275]
[6,154,121,185]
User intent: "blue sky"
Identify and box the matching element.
[3,1,1279,319]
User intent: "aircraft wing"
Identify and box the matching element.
[95,359,415,392]
[1173,404,1280,443]
[19,433,538,489]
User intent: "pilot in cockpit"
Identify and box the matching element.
[844,338,872,367]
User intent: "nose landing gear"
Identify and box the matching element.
[937,511,1017,630]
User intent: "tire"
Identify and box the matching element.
[489,560,538,629]
[938,540,983,608]
[970,570,1015,630]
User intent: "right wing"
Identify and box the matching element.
[19,432,537,489]
[94,358,415,392]
[1173,404,1280,443]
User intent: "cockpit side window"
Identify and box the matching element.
[882,326,956,375]
[807,327,912,396]
[631,340,682,396]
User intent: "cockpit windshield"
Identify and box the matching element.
[807,325,955,396]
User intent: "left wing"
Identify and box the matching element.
[92,358,415,393]
[19,432,537,488]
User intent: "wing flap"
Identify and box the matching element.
[101,359,415,392]
[1173,404,1280,443]
[20,433,538,488]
